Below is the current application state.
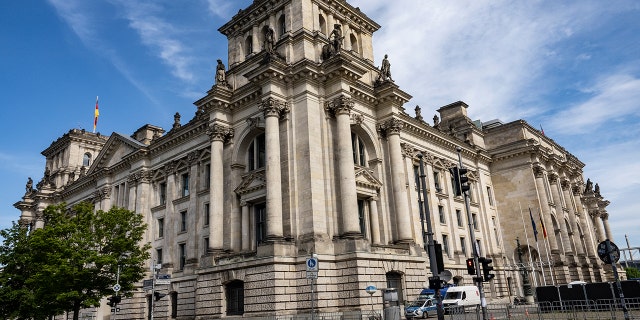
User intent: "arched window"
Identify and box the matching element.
[278,15,286,36]
[226,280,244,315]
[319,14,327,35]
[352,133,366,166]
[385,271,404,304]
[350,33,359,53]
[248,133,266,171]
[245,36,253,56]
[83,152,92,167]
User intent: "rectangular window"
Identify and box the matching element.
[476,239,482,257]
[178,243,186,270]
[472,213,478,230]
[493,217,501,247]
[255,203,266,244]
[442,235,450,256]
[204,203,210,226]
[180,211,187,232]
[159,182,167,205]
[460,237,467,255]
[438,205,446,224]
[203,237,209,255]
[433,171,441,192]
[181,173,189,197]
[456,209,463,227]
[358,199,366,235]
[158,218,164,238]
[487,186,494,206]
[156,248,163,265]
[171,292,178,318]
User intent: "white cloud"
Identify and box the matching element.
[46,0,96,44]
[206,0,239,19]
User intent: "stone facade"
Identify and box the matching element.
[14,0,615,319]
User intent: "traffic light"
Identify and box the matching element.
[107,296,115,307]
[480,257,495,282]
[112,295,121,305]
[450,167,470,196]
[465,258,475,275]
[434,242,445,274]
[154,291,167,301]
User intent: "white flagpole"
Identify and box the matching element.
[518,203,538,287]
[530,207,548,286]
[542,225,557,286]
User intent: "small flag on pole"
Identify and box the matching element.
[538,210,548,239]
[93,96,99,133]
[529,208,538,242]
[540,124,545,136]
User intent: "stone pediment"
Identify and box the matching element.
[234,169,266,195]
[90,133,146,172]
[355,167,382,191]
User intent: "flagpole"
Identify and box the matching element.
[518,203,538,287]
[93,96,99,133]
[529,207,547,286]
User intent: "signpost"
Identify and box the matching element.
[306,256,319,320]
[597,239,629,320]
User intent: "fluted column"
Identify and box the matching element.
[591,212,606,243]
[207,124,233,252]
[573,185,596,257]
[241,201,250,251]
[533,167,559,251]
[563,180,584,256]
[548,173,572,253]
[326,96,360,237]
[369,196,381,245]
[601,212,613,241]
[380,118,412,243]
[260,97,288,240]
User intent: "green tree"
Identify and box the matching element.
[626,267,640,279]
[0,202,150,320]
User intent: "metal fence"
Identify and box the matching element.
[444,298,640,320]
[241,299,640,320]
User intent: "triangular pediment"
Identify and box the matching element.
[234,170,266,195]
[89,133,146,172]
[354,167,382,191]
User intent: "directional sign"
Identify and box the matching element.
[306,257,319,272]
[143,279,154,290]
[112,284,121,292]
[597,240,620,264]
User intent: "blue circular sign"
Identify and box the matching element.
[365,285,377,294]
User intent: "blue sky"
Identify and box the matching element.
[1,0,639,254]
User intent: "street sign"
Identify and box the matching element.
[156,279,171,285]
[306,271,318,279]
[306,257,319,272]
[143,279,154,290]
[112,284,121,292]
[597,240,620,264]
[365,285,377,295]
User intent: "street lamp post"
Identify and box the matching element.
[417,153,445,320]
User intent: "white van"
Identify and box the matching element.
[441,286,480,310]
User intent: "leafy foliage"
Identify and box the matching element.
[0,203,150,320]
[626,267,640,279]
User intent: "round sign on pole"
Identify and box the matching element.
[113,284,121,292]
[365,285,377,295]
[597,240,620,264]
[306,257,318,271]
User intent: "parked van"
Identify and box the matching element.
[405,288,449,319]
[441,286,480,310]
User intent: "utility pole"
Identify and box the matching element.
[417,153,445,320]
[456,147,488,320]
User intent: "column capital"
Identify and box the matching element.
[547,172,559,184]
[260,97,290,119]
[572,184,583,196]
[325,95,354,117]
[400,142,414,159]
[533,165,545,178]
[368,196,379,202]
[377,118,404,137]
[207,124,234,143]
[127,169,152,185]
[560,179,571,190]
[240,200,248,207]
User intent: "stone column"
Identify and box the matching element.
[573,185,596,257]
[562,180,584,256]
[252,24,259,54]
[380,118,412,243]
[369,196,381,245]
[590,212,606,243]
[260,97,288,241]
[533,167,559,251]
[548,174,572,254]
[207,124,233,252]
[241,201,250,251]
[601,212,613,241]
[326,95,360,237]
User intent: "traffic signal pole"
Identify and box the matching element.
[417,154,445,320]
[456,148,488,320]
